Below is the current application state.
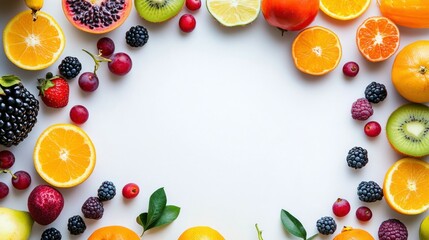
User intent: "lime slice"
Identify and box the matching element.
[207,0,260,26]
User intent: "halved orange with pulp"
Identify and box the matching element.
[33,124,96,188]
[320,0,371,20]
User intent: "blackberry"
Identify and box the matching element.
[346,146,368,169]
[97,181,116,201]
[58,56,82,80]
[125,25,149,47]
[41,227,62,240]
[316,216,337,235]
[378,219,408,240]
[81,196,104,219]
[67,215,86,235]
[365,82,387,103]
[357,181,383,202]
[0,76,39,147]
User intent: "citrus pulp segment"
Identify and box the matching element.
[33,124,96,188]
[207,0,260,26]
[3,10,65,70]
[320,0,371,20]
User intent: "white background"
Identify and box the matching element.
[1,0,429,239]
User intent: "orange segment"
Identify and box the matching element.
[292,26,342,76]
[383,158,429,215]
[3,10,65,70]
[356,16,400,62]
[33,124,96,188]
[320,0,371,20]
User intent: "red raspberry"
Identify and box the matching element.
[351,98,373,120]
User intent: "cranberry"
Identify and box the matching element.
[356,206,372,221]
[97,37,115,57]
[186,0,201,11]
[11,170,31,190]
[108,52,132,76]
[179,14,196,33]
[343,61,359,77]
[332,198,351,217]
[364,121,382,137]
[0,150,15,169]
[0,182,9,199]
[122,183,140,199]
[79,72,99,92]
[70,105,89,124]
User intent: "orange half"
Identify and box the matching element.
[33,124,96,188]
[320,0,371,20]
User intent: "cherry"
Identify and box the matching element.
[70,105,89,124]
[179,14,196,33]
[11,170,31,190]
[122,183,140,199]
[0,150,15,169]
[343,61,359,77]
[108,52,132,76]
[79,72,99,92]
[97,37,115,57]
[332,198,351,217]
[0,182,9,199]
[186,0,201,11]
[356,206,372,222]
[364,121,382,137]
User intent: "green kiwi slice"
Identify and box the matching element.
[135,0,185,23]
[386,103,429,157]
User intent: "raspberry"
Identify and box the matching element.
[346,146,368,169]
[67,215,86,235]
[81,196,104,219]
[365,82,387,103]
[357,181,383,202]
[97,181,116,201]
[41,227,62,240]
[351,98,373,120]
[58,56,82,80]
[378,219,408,240]
[125,25,149,47]
[316,216,337,235]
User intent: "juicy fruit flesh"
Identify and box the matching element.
[135,0,185,23]
[320,0,370,20]
[207,0,260,26]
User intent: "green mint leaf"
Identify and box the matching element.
[136,212,148,228]
[281,209,307,239]
[147,205,180,230]
[146,187,167,227]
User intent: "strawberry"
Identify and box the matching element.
[38,72,69,108]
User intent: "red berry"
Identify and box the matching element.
[186,0,201,11]
[108,52,132,76]
[179,14,196,33]
[343,61,359,77]
[332,198,351,217]
[122,183,140,199]
[0,182,9,199]
[356,206,372,221]
[0,150,15,169]
[11,170,31,190]
[79,72,99,92]
[97,37,115,57]
[70,105,89,124]
[364,121,382,137]
[38,74,70,108]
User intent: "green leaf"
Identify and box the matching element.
[136,212,148,228]
[255,224,264,240]
[147,205,180,230]
[146,187,167,227]
[281,209,307,239]
[0,75,21,88]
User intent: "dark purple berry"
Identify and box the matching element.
[356,206,372,222]
[0,182,9,199]
[78,72,99,92]
[108,53,132,76]
[70,105,89,124]
[97,37,115,58]
[0,150,15,169]
[343,61,359,77]
[332,198,351,217]
[11,170,31,190]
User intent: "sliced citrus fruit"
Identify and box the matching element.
[356,16,400,62]
[33,124,96,188]
[207,0,260,27]
[320,0,371,20]
[292,26,342,76]
[3,10,65,70]
[383,158,429,215]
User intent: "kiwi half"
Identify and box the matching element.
[135,0,185,23]
[386,103,429,157]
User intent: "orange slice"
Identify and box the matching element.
[292,26,342,76]
[320,0,371,20]
[383,158,429,215]
[33,124,96,188]
[3,10,65,70]
[356,16,400,62]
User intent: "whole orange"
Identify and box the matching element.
[87,225,140,240]
[178,226,225,240]
[391,40,429,103]
[378,0,429,28]
[333,226,375,240]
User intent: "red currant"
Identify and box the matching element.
[0,150,15,169]
[70,105,89,124]
[0,182,9,199]
[356,206,372,222]
[332,198,351,217]
[343,61,359,77]
[179,14,196,33]
[122,183,140,199]
[108,52,132,76]
[11,170,31,190]
[79,72,99,92]
[364,121,382,137]
[186,0,201,11]
[97,37,115,57]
